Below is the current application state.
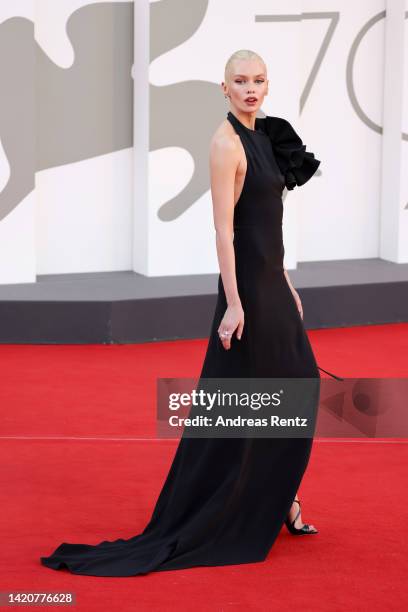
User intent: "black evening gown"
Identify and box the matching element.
[40,110,339,577]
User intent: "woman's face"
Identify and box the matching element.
[224,59,268,113]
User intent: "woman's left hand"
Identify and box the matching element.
[291,289,303,320]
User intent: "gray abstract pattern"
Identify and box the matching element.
[0,2,133,222]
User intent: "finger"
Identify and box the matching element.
[222,334,231,350]
[218,329,232,349]
[236,320,244,339]
[221,338,229,350]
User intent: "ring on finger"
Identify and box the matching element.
[219,330,231,338]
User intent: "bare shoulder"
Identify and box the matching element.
[209,118,241,165]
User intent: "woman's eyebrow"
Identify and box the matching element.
[233,73,266,78]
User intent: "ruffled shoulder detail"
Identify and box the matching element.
[257,116,321,190]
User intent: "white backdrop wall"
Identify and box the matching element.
[403,0,408,260]
[0,0,134,284]
[35,0,134,277]
[380,0,408,261]
[0,0,407,283]
[141,0,400,276]
[0,0,36,284]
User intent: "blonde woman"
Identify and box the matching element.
[41,50,336,577]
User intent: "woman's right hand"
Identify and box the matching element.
[217,303,245,350]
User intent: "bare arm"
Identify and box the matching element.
[283,265,303,319]
[209,133,245,349]
[210,135,240,307]
[283,265,295,292]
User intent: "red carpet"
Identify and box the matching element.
[1,323,407,610]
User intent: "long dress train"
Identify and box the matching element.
[40,110,337,577]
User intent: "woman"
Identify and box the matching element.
[40,49,337,577]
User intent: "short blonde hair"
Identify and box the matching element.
[224,49,267,82]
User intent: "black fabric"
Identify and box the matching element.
[255,114,321,190]
[40,111,325,577]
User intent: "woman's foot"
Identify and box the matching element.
[285,498,318,535]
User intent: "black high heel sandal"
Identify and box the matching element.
[285,499,319,535]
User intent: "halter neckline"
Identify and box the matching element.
[227,111,268,136]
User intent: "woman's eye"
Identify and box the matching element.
[235,80,264,84]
